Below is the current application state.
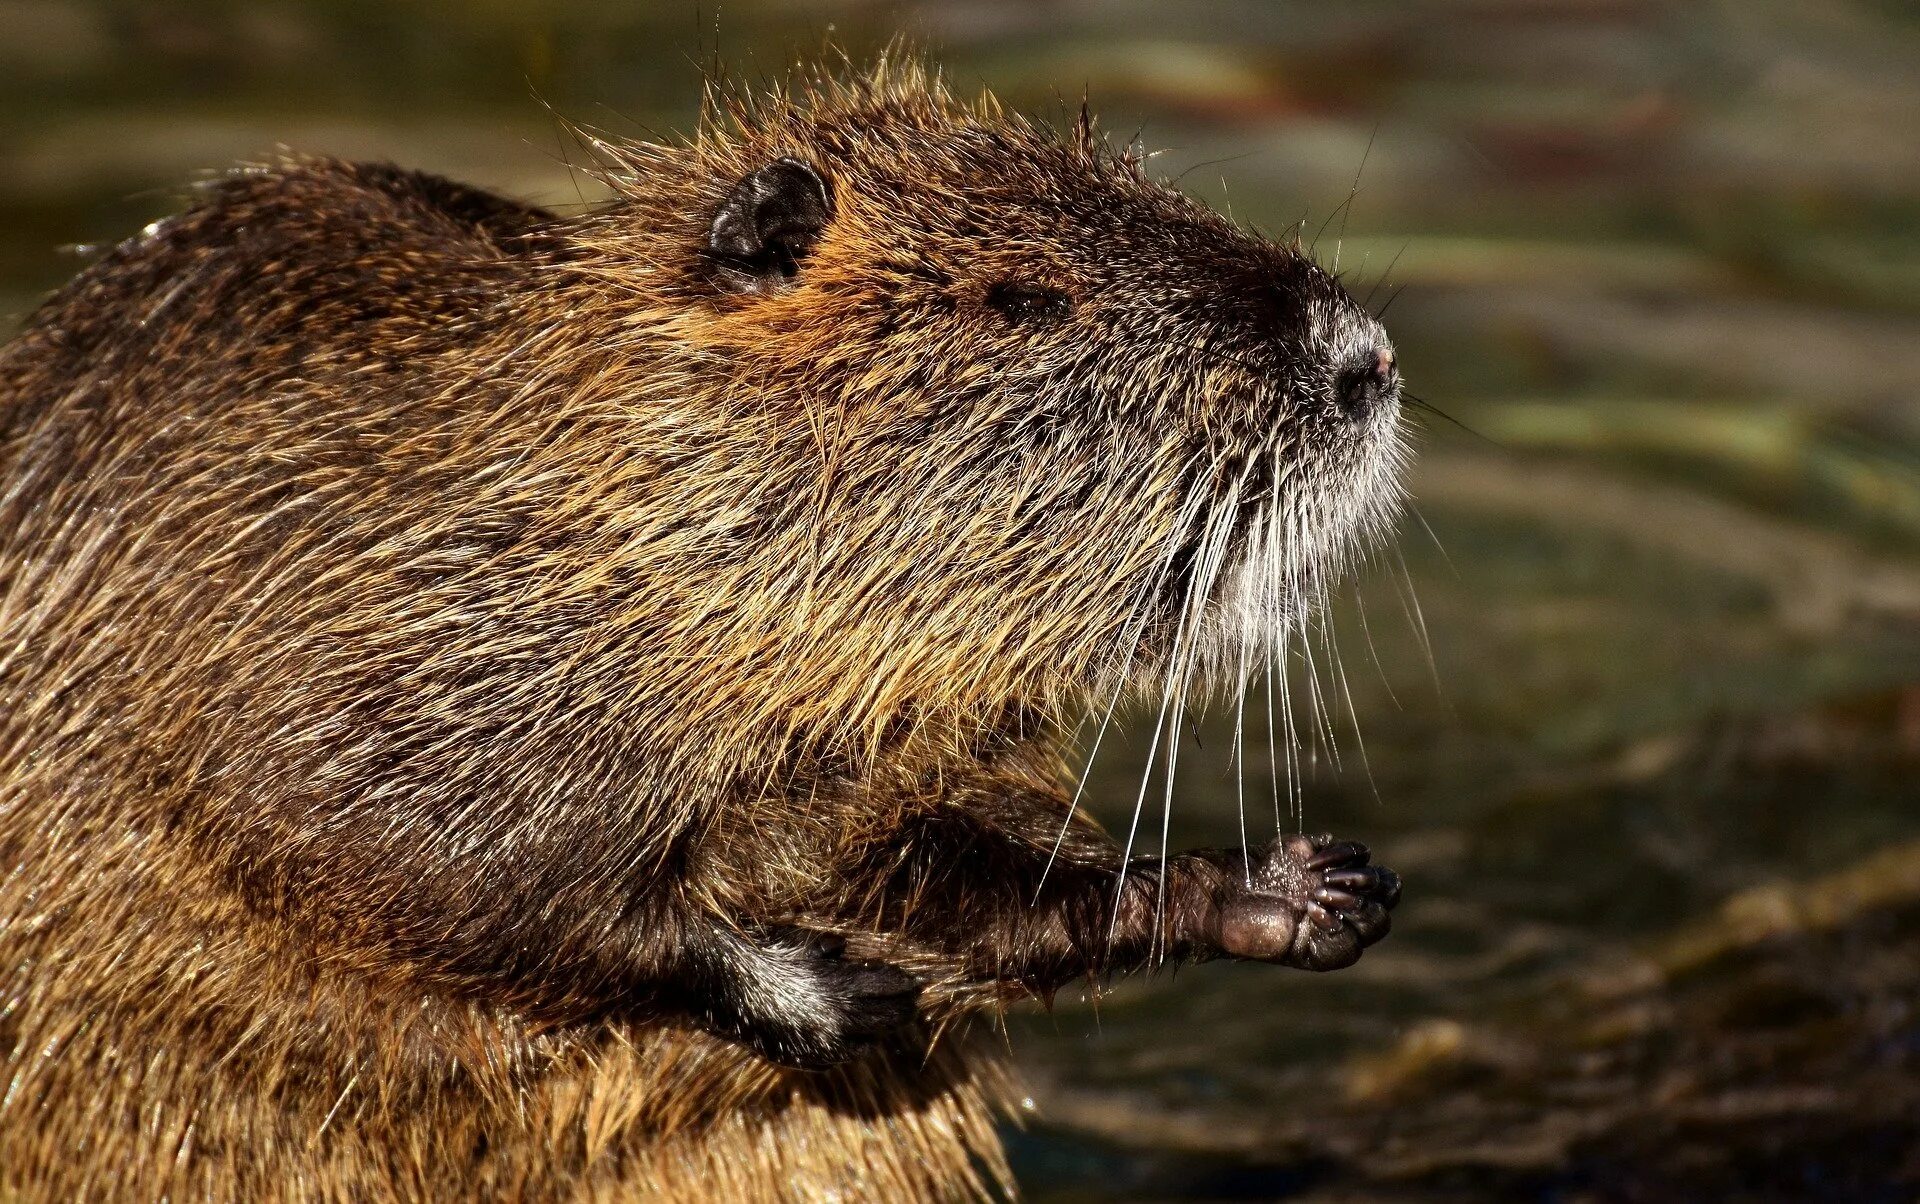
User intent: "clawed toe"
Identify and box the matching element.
[1305,839,1370,870]
[1218,833,1403,971]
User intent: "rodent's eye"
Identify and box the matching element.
[984,281,1073,324]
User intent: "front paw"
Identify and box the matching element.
[710,933,921,1070]
[1215,834,1402,971]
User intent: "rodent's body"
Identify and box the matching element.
[0,63,1406,1201]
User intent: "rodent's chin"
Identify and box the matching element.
[1190,430,1410,693]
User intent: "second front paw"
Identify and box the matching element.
[700,931,922,1070]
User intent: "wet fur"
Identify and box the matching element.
[0,60,1402,1201]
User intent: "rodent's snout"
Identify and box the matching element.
[1335,343,1398,421]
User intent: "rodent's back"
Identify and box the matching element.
[0,161,623,976]
[0,159,548,598]
[2,159,540,430]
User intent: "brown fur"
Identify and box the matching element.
[0,58,1405,1201]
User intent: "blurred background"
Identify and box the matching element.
[3,1,1917,1199]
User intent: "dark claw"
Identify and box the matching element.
[1313,887,1362,910]
[1307,840,1371,870]
[1323,866,1381,891]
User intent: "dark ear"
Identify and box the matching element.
[705,158,834,294]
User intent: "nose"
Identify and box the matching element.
[1337,345,1397,418]
[1369,346,1395,382]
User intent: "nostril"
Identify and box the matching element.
[1336,343,1397,418]
[1336,346,1397,417]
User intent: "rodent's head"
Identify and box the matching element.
[575,62,1406,735]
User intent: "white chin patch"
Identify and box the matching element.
[1197,441,1408,693]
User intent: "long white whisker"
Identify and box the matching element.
[1153,469,1241,959]
[1406,501,1456,578]
[1038,461,1209,902]
[1389,542,1442,701]
[1299,624,1333,772]
[1351,575,1401,709]
[1112,601,1194,952]
[1322,601,1381,805]
[1265,644,1284,835]
[1231,576,1252,886]
[1278,514,1305,830]
[1105,464,1218,951]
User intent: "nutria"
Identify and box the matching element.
[0,58,1406,1202]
